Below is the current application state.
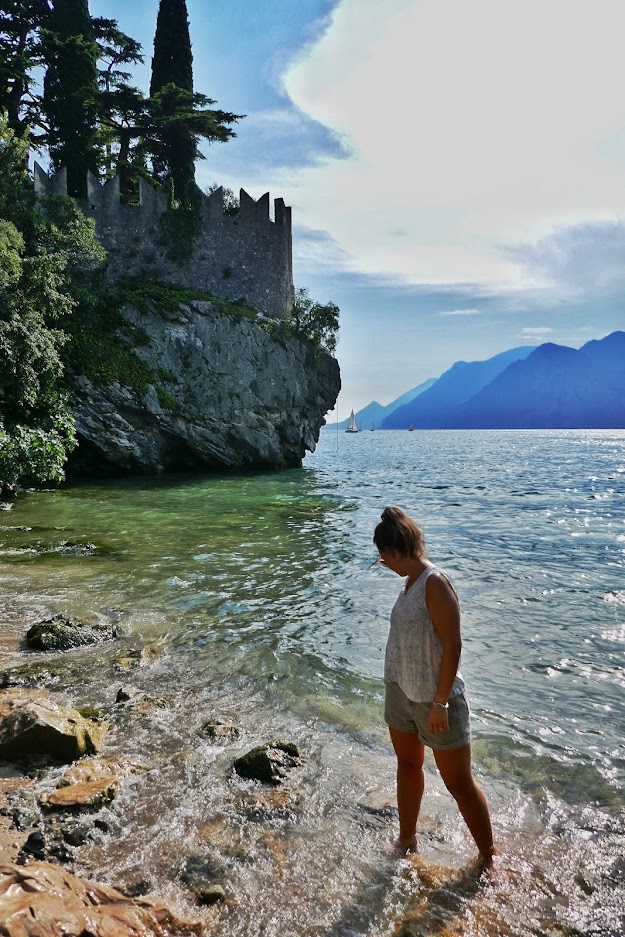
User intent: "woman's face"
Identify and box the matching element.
[378,548,407,576]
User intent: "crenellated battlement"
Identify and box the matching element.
[33,163,293,319]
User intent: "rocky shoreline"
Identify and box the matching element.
[0,617,304,935]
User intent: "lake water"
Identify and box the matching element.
[0,428,624,936]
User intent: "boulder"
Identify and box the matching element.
[233,741,300,785]
[0,862,202,935]
[0,690,107,762]
[26,615,119,651]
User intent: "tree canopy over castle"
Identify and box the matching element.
[0,0,242,202]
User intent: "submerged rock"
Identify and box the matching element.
[0,690,107,762]
[0,861,202,935]
[233,741,301,785]
[180,854,227,906]
[200,720,240,742]
[25,614,119,651]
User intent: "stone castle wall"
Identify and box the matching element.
[33,164,293,320]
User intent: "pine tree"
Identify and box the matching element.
[149,0,195,203]
[42,0,99,198]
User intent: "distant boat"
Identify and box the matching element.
[345,410,359,433]
[408,424,414,431]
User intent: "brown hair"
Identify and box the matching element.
[373,506,426,558]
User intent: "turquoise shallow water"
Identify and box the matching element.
[0,428,624,935]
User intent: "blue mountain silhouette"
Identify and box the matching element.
[382,346,535,429]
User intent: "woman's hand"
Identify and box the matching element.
[428,704,449,734]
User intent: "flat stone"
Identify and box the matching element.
[41,758,136,810]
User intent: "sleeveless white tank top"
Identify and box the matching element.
[384,564,465,702]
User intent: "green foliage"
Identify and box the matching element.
[37,194,107,282]
[62,290,155,395]
[42,0,100,196]
[149,0,194,202]
[0,117,96,488]
[156,185,204,265]
[150,0,193,96]
[156,387,178,411]
[0,402,76,487]
[0,0,51,141]
[206,182,239,217]
[290,287,340,354]
[0,115,36,234]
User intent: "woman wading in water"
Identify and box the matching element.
[374,506,496,863]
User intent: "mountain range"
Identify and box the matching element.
[334,378,436,430]
[338,331,625,430]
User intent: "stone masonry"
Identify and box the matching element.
[33,164,293,320]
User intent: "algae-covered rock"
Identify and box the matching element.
[26,614,119,651]
[0,690,107,762]
[0,861,202,935]
[233,741,301,785]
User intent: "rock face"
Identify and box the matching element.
[0,691,106,762]
[0,862,202,936]
[68,300,340,474]
[26,615,119,651]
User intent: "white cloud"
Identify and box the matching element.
[520,327,554,336]
[281,0,625,290]
[437,308,481,317]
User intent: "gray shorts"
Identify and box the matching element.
[384,681,471,751]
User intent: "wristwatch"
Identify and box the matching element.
[432,700,448,711]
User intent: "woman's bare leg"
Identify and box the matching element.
[433,744,495,860]
[389,727,425,850]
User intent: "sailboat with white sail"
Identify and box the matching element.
[345,410,359,433]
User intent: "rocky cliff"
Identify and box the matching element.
[67,299,340,474]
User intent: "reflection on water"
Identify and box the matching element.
[0,430,624,935]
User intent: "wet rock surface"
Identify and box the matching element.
[40,758,128,810]
[180,853,227,906]
[0,861,202,936]
[25,614,120,651]
[233,741,301,785]
[200,720,240,742]
[0,690,107,762]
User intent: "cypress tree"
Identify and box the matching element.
[149,0,195,203]
[150,0,193,97]
[43,0,99,198]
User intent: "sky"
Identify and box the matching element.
[89,0,625,415]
